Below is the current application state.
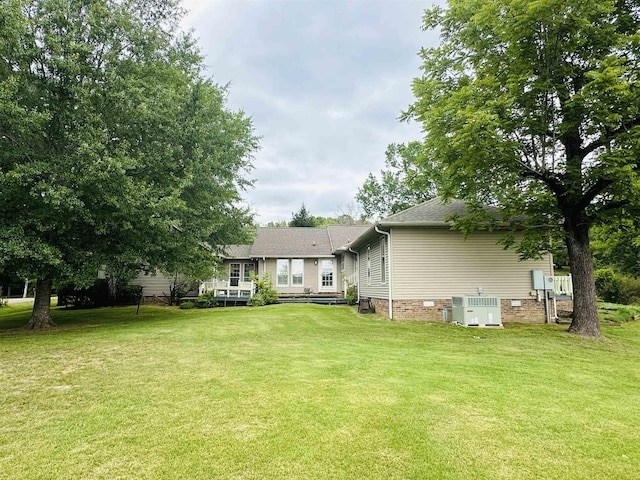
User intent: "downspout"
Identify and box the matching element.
[374,225,393,320]
[348,248,360,303]
[549,252,557,322]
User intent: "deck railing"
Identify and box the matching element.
[343,272,358,286]
[342,272,358,295]
[553,275,573,298]
[199,279,254,298]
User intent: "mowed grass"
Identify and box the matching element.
[1,304,639,479]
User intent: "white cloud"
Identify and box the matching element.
[182,0,445,224]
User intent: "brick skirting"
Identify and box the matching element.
[367,297,572,323]
[141,295,170,305]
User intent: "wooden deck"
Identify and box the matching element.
[277,296,347,305]
[183,293,348,307]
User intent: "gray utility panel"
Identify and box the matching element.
[531,269,554,290]
[451,296,502,327]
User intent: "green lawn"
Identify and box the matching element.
[1,303,639,479]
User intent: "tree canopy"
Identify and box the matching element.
[406,0,640,337]
[0,0,258,328]
[288,203,317,227]
[356,142,438,220]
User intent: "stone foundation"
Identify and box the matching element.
[369,297,561,324]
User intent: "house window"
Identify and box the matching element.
[291,259,304,286]
[243,264,254,282]
[229,263,240,287]
[340,254,345,272]
[380,237,386,284]
[276,259,289,287]
[366,245,371,285]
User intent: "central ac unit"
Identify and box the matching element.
[451,296,502,327]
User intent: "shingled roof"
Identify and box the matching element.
[222,244,253,258]
[327,225,370,251]
[379,197,477,226]
[348,197,503,249]
[251,227,332,257]
[220,225,371,258]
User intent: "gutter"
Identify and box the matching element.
[374,225,393,320]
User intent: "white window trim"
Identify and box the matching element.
[276,259,289,287]
[229,263,241,286]
[291,259,304,286]
[380,237,387,285]
[366,245,371,286]
[243,263,255,282]
[276,259,304,287]
[318,259,335,292]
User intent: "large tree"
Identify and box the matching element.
[0,0,258,328]
[356,142,438,220]
[406,0,640,337]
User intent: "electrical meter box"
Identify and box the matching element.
[531,270,554,290]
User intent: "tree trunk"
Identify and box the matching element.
[26,278,55,330]
[565,222,601,337]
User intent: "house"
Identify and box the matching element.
[346,198,565,323]
[204,225,370,299]
[133,198,571,322]
[128,225,368,302]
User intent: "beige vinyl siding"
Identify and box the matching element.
[339,253,357,294]
[391,228,551,299]
[357,239,389,299]
[342,253,357,279]
[130,272,198,297]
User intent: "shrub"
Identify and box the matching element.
[57,279,109,308]
[197,291,218,308]
[247,273,278,307]
[57,279,142,308]
[594,268,621,303]
[594,268,640,305]
[619,275,640,305]
[345,284,357,305]
[117,284,144,305]
[247,295,266,307]
[179,301,196,310]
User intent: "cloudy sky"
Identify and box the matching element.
[181,0,445,224]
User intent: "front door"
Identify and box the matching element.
[318,259,335,292]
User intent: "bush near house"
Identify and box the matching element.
[196,291,218,308]
[345,283,357,305]
[247,273,278,306]
[57,279,142,308]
